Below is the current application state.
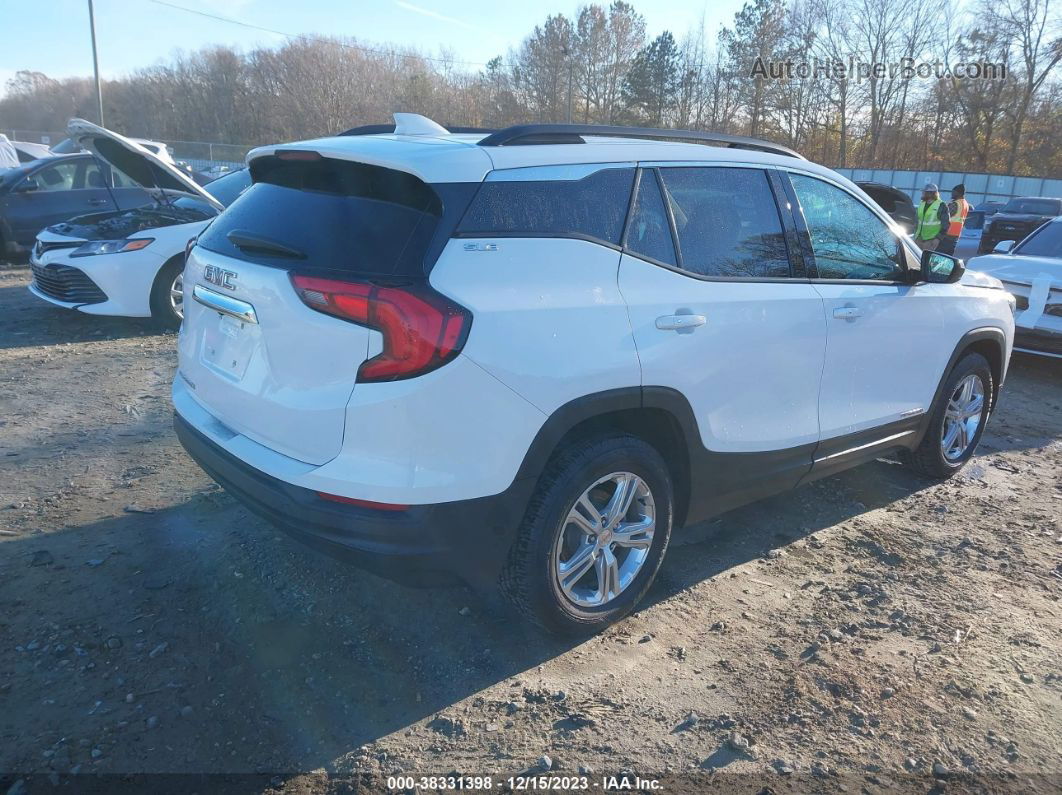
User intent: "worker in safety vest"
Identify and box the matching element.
[938,184,970,255]
[914,182,950,251]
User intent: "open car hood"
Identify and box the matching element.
[0,135,18,168]
[67,118,223,212]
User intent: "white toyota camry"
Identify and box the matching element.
[28,119,249,328]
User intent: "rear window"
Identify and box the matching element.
[1015,220,1062,257]
[197,156,448,277]
[457,166,635,245]
[201,168,251,207]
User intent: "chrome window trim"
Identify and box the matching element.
[484,162,636,182]
[636,159,768,170]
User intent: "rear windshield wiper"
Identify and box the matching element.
[226,230,306,259]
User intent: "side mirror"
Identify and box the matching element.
[15,178,39,193]
[993,240,1015,254]
[921,249,965,284]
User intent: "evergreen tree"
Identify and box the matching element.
[621,31,680,126]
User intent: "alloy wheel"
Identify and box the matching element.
[170,272,184,320]
[552,472,655,608]
[941,373,985,461]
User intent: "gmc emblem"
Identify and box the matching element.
[204,265,237,290]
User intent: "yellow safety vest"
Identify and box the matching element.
[947,197,970,237]
[915,199,943,241]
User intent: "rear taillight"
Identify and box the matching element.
[290,274,471,382]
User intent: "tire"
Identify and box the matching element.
[149,257,185,330]
[501,434,673,635]
[902,352,993,479]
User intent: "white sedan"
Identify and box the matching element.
[966,216,1062,359]
[29,120,249,328]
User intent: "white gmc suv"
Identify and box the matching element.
[173,114,1015,634]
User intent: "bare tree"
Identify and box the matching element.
[1,1,1059,176]
[982,0,1062,172]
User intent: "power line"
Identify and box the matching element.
[145,0,492,68]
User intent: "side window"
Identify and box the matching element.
[625,170,676,265]
[105,163,138,188]
[82,161,111,189]
[29,162,78,192]
[790,174,904,281]
[457,166,635,245]
[657,167,791,278]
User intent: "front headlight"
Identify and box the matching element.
[71,238,154,257]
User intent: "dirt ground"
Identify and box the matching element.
[1,261,1059,794]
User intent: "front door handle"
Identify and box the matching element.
[88,198,110,206]
[656,314,706,331]
[832,305,863,321]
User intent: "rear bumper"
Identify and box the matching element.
[174,412,534,589]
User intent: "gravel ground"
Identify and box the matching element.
[1,262,1060,793]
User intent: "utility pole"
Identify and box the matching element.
[87,0,104,125]
[561,46,574,124]
[567,60,573,124]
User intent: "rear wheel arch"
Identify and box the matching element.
[515,387,697,528]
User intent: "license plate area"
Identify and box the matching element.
[201,313,256,381]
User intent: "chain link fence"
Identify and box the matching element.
[2,129,252,172]
[7,128,1062,203]
[834,168,1062,207]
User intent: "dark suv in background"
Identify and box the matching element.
[978,196,1062,253]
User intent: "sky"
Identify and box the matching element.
[0,0,748,95]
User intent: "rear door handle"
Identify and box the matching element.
[88,198,110,205]
[832,305,862,321]
[656,314,706,331]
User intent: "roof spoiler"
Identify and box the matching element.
[339,112,496,138]
[339,124,497,137]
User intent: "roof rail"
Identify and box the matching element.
[476,124,804,159]
[338,123,497,137]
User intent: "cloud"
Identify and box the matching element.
[393,1,483,33]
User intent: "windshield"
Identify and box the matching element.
[1000,198,1061,215]
[166,170,250,214]
[1014,221,1062,258]
[168,195,217,214]
[201,168,250,207]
